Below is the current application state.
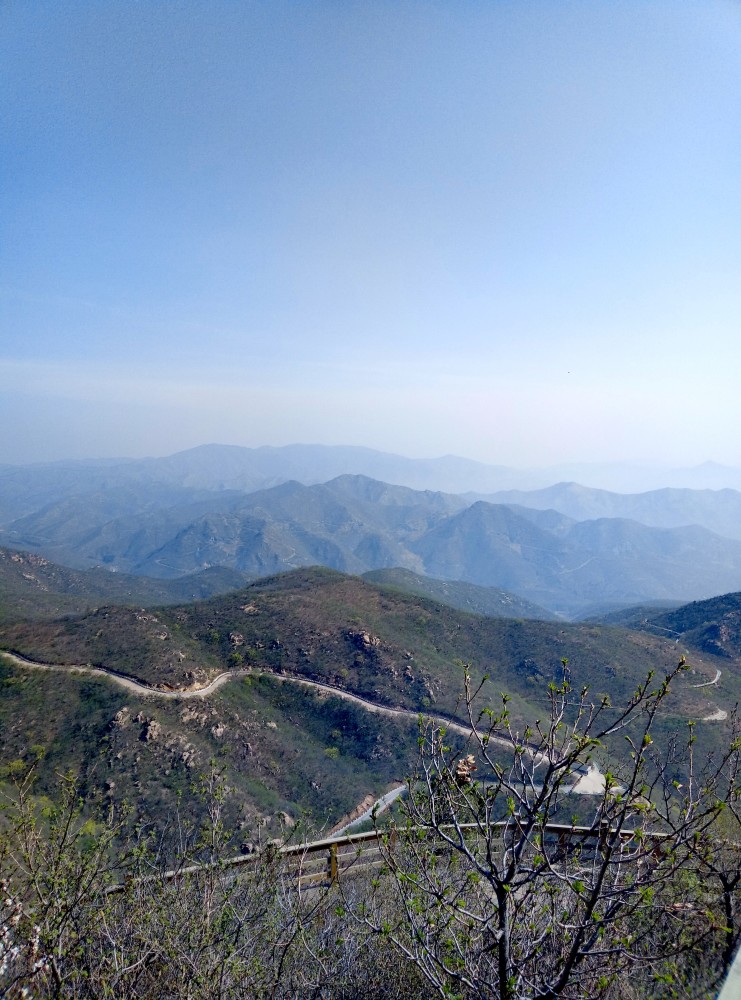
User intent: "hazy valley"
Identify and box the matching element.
[6,445,741,617]
[3,442,741,844]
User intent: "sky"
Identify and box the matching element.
[2,0,740,469]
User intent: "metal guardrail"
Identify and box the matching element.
[105,821,740,998]
[106,827,390,894]
[107,820,668,894]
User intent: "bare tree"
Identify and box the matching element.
[359,660,735,999]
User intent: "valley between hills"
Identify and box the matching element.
[0,562,739,842]
[2,444,741,842]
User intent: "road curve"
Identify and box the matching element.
[690,668,722,689]
[333,783,407,836]
[1,650,606,794]
[0,649,506,742]
[0,651,252,698]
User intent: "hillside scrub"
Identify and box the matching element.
[0,655,422,847]
[2,663,741,998]
[0,765,428,999]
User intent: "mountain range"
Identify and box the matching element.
[5,469,741,615]
[0,547,248,623]
[4,444,741,519]
[481,481,741,540]
[5,444,741,616]
[4,441,741,854]
[2,560,738,839]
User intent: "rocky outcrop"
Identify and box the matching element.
[345,629,381,650]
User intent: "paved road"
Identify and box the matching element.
[333,783,407,836]
[2,650,605,793]
[1,651,251,698]
[691,668,722,689]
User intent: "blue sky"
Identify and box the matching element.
[2,0,740,468]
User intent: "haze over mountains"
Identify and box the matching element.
[3,443,741,617]
[4,443,741,506]
[481,482,741,541]
[3,442,741,840]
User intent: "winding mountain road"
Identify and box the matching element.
[1,651,253,698]
[1,649,608,794]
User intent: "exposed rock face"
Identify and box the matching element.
[9,552,49,567]
[180,705,208,725]
[109,707,130,729]
[141,719,161,742]
[346,629,381,650]
[162,731,199,769]
[700,624,734,658]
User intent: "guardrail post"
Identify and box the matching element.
[558,831,567,861]
[329,842,338,885]
[599,819,610,857]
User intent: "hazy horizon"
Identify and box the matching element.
[6,437,739,471]
[4,439,741,497]
[3,2,740,469]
